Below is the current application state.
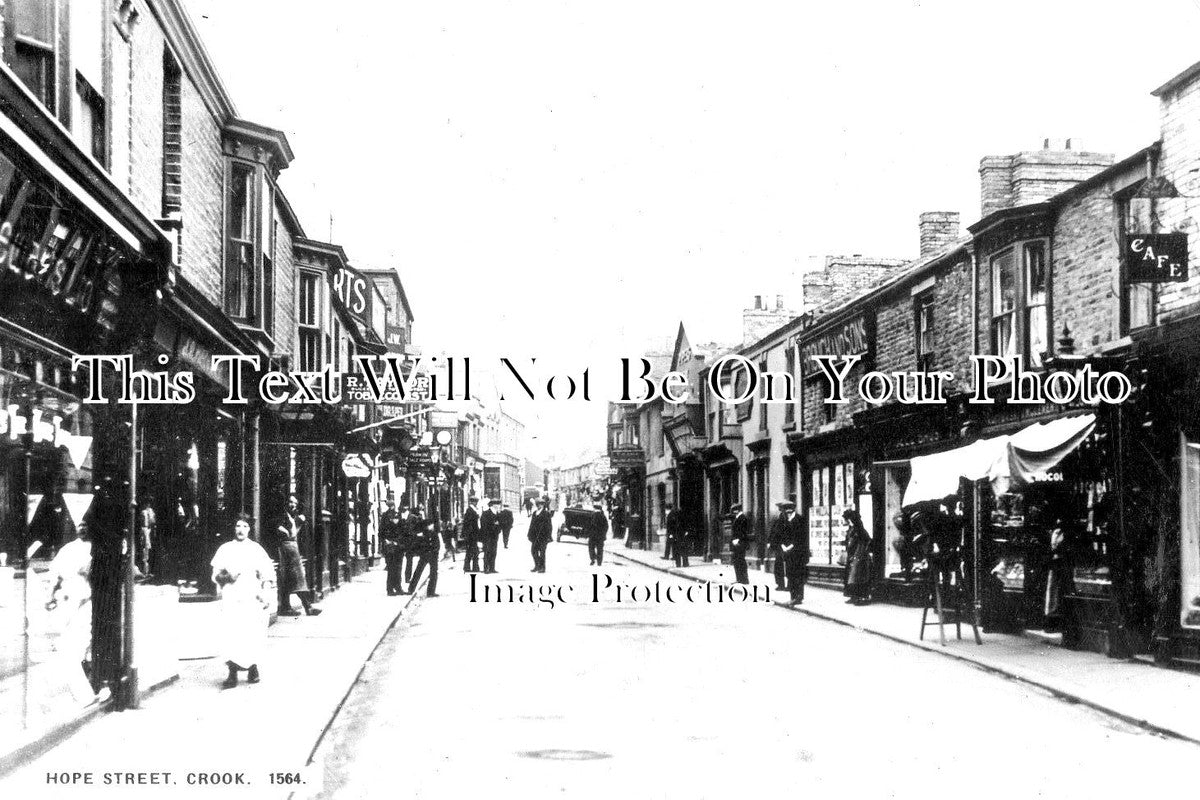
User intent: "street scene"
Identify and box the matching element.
[4,0,1200,797]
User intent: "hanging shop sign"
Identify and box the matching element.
[1126,234,1188,282]
[329,262,372,329]
[341,453,372,478]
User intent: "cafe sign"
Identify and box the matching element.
[1126,234,1188,282]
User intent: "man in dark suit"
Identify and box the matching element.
[499,504,515,549]
[528,497,553,572]
[767,501,788,591]
[407,511,440,597]
[666,503,688,568]
[729,503,752,585]
[462,497,481,573]
[587,502,609,566]
[481,499,503,573]
[775,500,809,605]
[397,504,416,592]
[380,499,404,595]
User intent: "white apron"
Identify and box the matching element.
[210,539,273,669]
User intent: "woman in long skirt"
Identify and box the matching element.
[842,508,874,605]
[211,513,274,689]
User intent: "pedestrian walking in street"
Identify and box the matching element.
[499,503,514,549]
[407,514,440,597]
[211,514,274,689]
[773,500,808,606]
[666,504,689,567]
[729,503,752,585]
[587,502,609,566]
[276,495,321,615]
[842,508,873,605]
[481,499,502,573]
[528,497,553,572]
[462,497,482,573]
[524,496,533,517]
[381,499,404,594]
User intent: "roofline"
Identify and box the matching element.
[274,186,306,238]
[294,237,350,268]
[968,143,1158,236]
[225,118,295,166]
[359,266,416,321]
[1152,60,1200,98]
[148,0,237,123]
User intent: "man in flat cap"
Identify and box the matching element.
[773,499,808,605]
[481,499,503,573]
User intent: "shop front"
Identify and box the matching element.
[902,406,1122,654]
[790,428,866,589]
[0,71,174,741]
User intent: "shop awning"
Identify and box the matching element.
[902,413,1096,507]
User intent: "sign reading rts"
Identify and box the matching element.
[1127,234,1188,282]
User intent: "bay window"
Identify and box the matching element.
[298,272,321,372]
[989,240,1051,365]
[224,159,277,332]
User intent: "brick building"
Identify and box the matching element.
[0,0,412,747]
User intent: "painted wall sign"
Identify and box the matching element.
[800,315,870,375]
[1127,234,1188,282]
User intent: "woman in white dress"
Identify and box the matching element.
[210,513,274,689]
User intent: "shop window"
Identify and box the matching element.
[6,0,56,112]
[915,292,934,371]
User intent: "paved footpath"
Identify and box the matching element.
[611,540,1200,744]
[0,565,429,798]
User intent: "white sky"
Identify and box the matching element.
[185,0,1200,464]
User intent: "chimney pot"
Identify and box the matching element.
[775,295,784,310]
[754,295,762,310]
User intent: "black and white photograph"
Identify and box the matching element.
[2,1,1200,797]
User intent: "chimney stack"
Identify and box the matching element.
[980,140,1113,218]
[775,295,784,310]
[918,212,960,258]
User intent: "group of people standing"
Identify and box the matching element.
[379,499,442,598]
[460,498,515,573]
[703,499,873,607]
